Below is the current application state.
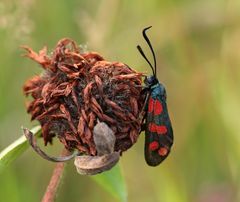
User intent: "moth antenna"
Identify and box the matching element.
[143,26,157,75]
[137,26,157,76]
[137,45,155,75]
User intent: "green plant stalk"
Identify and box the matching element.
[0,125,41,173]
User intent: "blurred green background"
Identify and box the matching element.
[1,0,240,201]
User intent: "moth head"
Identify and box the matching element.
[144,75,158,86]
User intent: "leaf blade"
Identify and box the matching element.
[0,126,41,173]
[91,163,127,202]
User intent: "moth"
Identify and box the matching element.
[137,26,174,166]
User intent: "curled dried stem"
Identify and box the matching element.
[23,127,79,162]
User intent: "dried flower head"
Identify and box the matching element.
[22,38,144,156]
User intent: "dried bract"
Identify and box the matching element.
[74,152,120,175]
[93,119,116,155]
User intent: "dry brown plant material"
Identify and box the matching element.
[23,38,144,156]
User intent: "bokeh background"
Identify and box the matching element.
[1,0,240,201]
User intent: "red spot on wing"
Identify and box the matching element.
[148,123,167,135]
[158,147,168,156]
[148,123,156,132]
[155,125,167,135]
[149,141,159,151]
[153,99,163,115]
[148,97,154,113]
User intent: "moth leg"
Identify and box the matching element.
[141,123,147,132]
[140,86,149,95]
[23,127,80,162]
[138,91,150,133]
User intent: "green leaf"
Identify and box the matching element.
[91,163,127,202]
[0,126,41,173]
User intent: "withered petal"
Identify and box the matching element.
[23,38,145,155]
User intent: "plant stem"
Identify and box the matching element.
[41,149,69,202]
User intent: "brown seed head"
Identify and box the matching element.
[23,38,144,156]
